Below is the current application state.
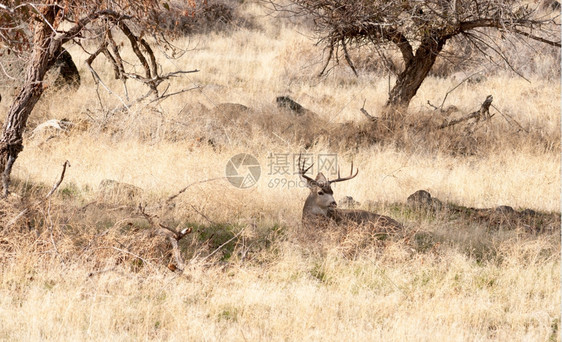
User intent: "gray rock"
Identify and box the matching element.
[339,196,361,209]
[98,179,143,202]
[407,190,444,210]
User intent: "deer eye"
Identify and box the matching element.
[317,191,324,196]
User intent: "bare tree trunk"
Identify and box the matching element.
[0,6,61,196]
[387,36,447,108]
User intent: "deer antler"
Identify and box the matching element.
[298,153,318,186]
[329,160,358,184]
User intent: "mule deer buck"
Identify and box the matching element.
[299,156,402,232]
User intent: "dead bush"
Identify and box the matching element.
[157,0,254,35]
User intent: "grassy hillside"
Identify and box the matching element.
[0,2,559,341]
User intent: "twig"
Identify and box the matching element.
[188,203,216,225]
[7,160,70,228]
[46,201,59,256]
[85,58,130,112]
[0,61,18,81]
[360,99,378,122]
[439,70,485,109]
[6,208,29,229]
[427,100,439,110]
[166,177,225,204]
[27,3,58,35]
[46,160,70,199]
[271,131,290,146]
[138,204,191,239]
[148,86,202,105]
[197,227,246,263]
[491,104,529,133]
[464,32,530,84]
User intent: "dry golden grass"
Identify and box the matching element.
[0,2,560,341]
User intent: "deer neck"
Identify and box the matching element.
[302,193,328,219]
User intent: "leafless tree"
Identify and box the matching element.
[0,0,201,196]
[270,0,560,110]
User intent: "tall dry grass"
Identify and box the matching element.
[0,2,559,341]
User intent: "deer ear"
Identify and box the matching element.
[315,172,327,183]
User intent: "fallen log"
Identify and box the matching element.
[439,95,493,129]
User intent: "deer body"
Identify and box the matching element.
[328,208,402,230]
[299,157,402,232]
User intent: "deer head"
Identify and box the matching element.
[298,154,358,218]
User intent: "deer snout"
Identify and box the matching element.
[329,200,337,209]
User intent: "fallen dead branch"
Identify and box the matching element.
[116,177,229,273]
[439,95,494,129]
[360,99,378,122]
[138,204,192,272]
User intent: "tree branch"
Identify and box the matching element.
[115,20,153,81]
[59,10,132,46]
[341,38,357,76]
[512,28,561,47]
[386,29,414,64]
